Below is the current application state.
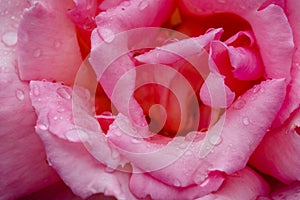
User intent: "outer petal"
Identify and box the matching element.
[179,0,294,82]
[197,167,270,200]
[250,107,300,184]
[0,1,60,199]
[272,0,300,127]
[200,72,235,108]
[270,181,300,199]
[17,0,82,85]
[107,79,285,195]
[30,81,135,199]
[129,167,224,200]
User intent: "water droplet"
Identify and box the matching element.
[54,40,61,48]
[138,1,148,10]
[209,135,222,145]
[57,107,65,113]
[32,85,40,96]
[173,179,181,187]
[253,85,261,94]
[56,87,72,100]
[243,117,250,125]
[233,98,246,110]
[33,49,41,58]
[199,178,210,187]
[98,28,115,43]
[53,116,58,120]
[105,166,115,173]
[15,89,25,101]
[37,123,49,130]
[131,138,141,144]
[185,150,193,156]
[65,129,88,142]
[2,31,17,46]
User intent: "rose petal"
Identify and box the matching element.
[35,127,136,199]
[0,1,60,199]
[200,72,235,108]
[17,0,82,85]
[227,46,264,80]
[272,0,300,127]
[29,81,124,169]
[197,167,270,200]
[271,182,300,199]
[107,79,285,191]
[91,0,175,47]
[136,28,223,65]
[250,107,300,183]
[179,0,294,82]
[130,167,224,200]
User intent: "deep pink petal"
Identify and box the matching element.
[271,182,300,199]
[272,0,300,127]
[227,46,264,80]
[130,167,224,200]
[250,107,300,183]
[0,1,60,198]
[107,79,285,192]
[198,167,270,200]
[17,0,82,85]
[179,0,294,82]
[200,72,235,108]
[136,28,223,65]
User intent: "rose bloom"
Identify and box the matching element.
[1,0,300,199]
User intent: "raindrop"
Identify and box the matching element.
[173,179,181,187]
[105,166,115,173]
[15,89,25,101]
[252,85,261,94]
[243,117,250,125]
[53,116,58,120]
[138,1,148,10]
[37,123,49,130]
[54,40,61,48]
[98,28,115,43]
[233,98,246,110]
[179,142,188,149]
[131,138,141,144]
[185,150,193,156]
[57,107,65,113]
[33,49,41,58]
[56,87,72,100]
[209,135,222,145]
[32,85,40,96]
[2,31,17,47]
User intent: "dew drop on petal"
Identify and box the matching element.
[57,106,65,113]
[56,87,72,100]
[233,98,246,110]
[2,31,17,47]
[37,123,49,131]
[209,135,222,145]
[138,1,148,10]
[131,138,141,144]
[32,85,40,96]
[173,179,181,187]
[253,85,261,94]
[243,117,250,125]
[15,89,25,101]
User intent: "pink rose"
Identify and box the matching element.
[1,0,299,199]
